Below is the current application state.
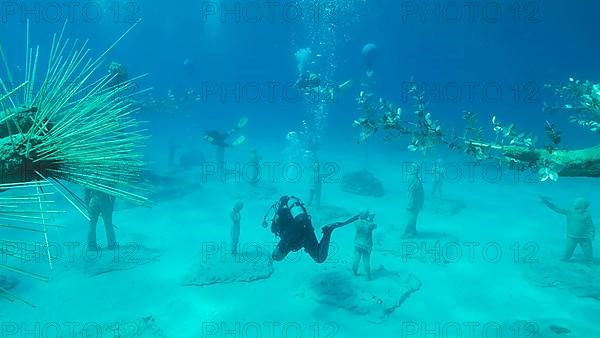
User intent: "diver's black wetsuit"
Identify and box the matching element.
[204,131,232,164]
[268,196,358,263]
[204,131,231,148]
[295,72,321,93]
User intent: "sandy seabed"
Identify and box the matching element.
[1,148,599,338]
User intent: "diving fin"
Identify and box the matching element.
[237,116,249,129]
[203,135,215,143]
[232,135,246,146]
[338,79,353,90]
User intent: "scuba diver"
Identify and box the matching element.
[203,116,248,164]
[295,72,321,92]
[295,71,352,102]
[262,195,360,263]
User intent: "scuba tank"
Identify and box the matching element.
[285,196,308,223]
[262,196,308,236]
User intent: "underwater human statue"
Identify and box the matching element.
[431,159,444,201]
[247,149,262,187]
[203,116,248,164]
[541,196,595,263]
[85,189,117,250]
[0,21,150,299]
[230,201,244,255]
[262,196,360,263]
[307,160,324,209]
[352,210,377,279]
[402,163,425,238]
[168,140,178,167]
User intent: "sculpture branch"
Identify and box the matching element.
[354,80,600,179]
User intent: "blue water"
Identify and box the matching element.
[1,1,600,337]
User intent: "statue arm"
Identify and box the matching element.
[540,197,567,215]
[468,141,600,178]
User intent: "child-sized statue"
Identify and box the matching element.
[307,166,324,209]
[248,150,262,187]
[84,189,117,250]
[230,202,244,255]
[431,159,444,201]
[541,196,595,262]
[402,164,425,238]
[352,210,377,279]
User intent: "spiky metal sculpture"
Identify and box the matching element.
[0,21,149,304]
[0,181,61,306]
